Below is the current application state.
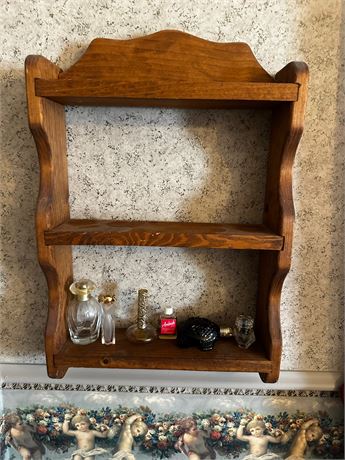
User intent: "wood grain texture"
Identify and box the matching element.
[54,329,272,373]
[45,220,284,250]
[59,31,274,83]
[34,30,298,108]
[257,62,309,383]
[25,55,72,379]
[25,32,308,381]
[35,79,299,107]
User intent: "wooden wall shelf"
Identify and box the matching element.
[35,79,299,107]
[44,220,284,250]
[25,30,308,382]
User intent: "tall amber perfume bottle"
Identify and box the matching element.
[126,289,157,343]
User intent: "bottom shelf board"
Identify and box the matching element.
[54,329,272,373]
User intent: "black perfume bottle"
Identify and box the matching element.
[177,317,221,351]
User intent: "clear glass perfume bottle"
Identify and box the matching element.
[233,314,255,349]
[67,279,102,345]
[126,289,157,343]
[99,295,116,345]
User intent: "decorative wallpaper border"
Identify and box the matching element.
[1,381,343,460]
[1,382,339,398]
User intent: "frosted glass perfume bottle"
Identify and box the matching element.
[67,279,102,345]
[126,289,157,343]
[99,295,116,345]
[233,314,255,349]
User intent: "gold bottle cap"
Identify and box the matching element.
[70,279,96,301]
[98,294,115,304]
[220,326,233,337]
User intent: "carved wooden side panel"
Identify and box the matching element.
[25,56,72,378]
[257,62,309,383]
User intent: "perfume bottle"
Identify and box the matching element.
[98,294,116,345]
[159,307,177,339]
[67,279,102,345]
[126,289,157,343]
[177,317,221,351]
[233,315,255,349]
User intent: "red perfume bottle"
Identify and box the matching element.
[159,307,177,339]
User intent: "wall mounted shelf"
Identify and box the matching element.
[44,220,284,250]
[25,30,308,382]
[35,79,299,107]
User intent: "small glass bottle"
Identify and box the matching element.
[233,314,255,349]
[159,307,177,339]
[67,279,102,345]
[126,289,157,343]
[98,295,116,345]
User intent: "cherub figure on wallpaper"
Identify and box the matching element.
[1,413,45,460]
[174,417,216,460]
[110,414,148,460]
[63,413,109,460]
[285,418,322,460]
[236,417,285,460]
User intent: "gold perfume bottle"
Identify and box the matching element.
[126,289,157,343]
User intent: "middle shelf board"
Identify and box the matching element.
[45,220,284,250]
[54,329,272,373]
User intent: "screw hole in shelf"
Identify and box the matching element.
[101,357,110,366]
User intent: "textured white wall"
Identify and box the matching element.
[0,0,343,371]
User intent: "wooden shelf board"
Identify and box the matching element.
[54,329,272,373]
[35,79,299,107]
[44,220,284,250]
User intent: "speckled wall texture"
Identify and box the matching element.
[0,1,344,371]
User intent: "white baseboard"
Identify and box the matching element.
[0,364,342,391]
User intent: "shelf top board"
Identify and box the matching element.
[44,219,284,250]
[54,329,272,373]
[29,31,302,108]
[35,79,299,107]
